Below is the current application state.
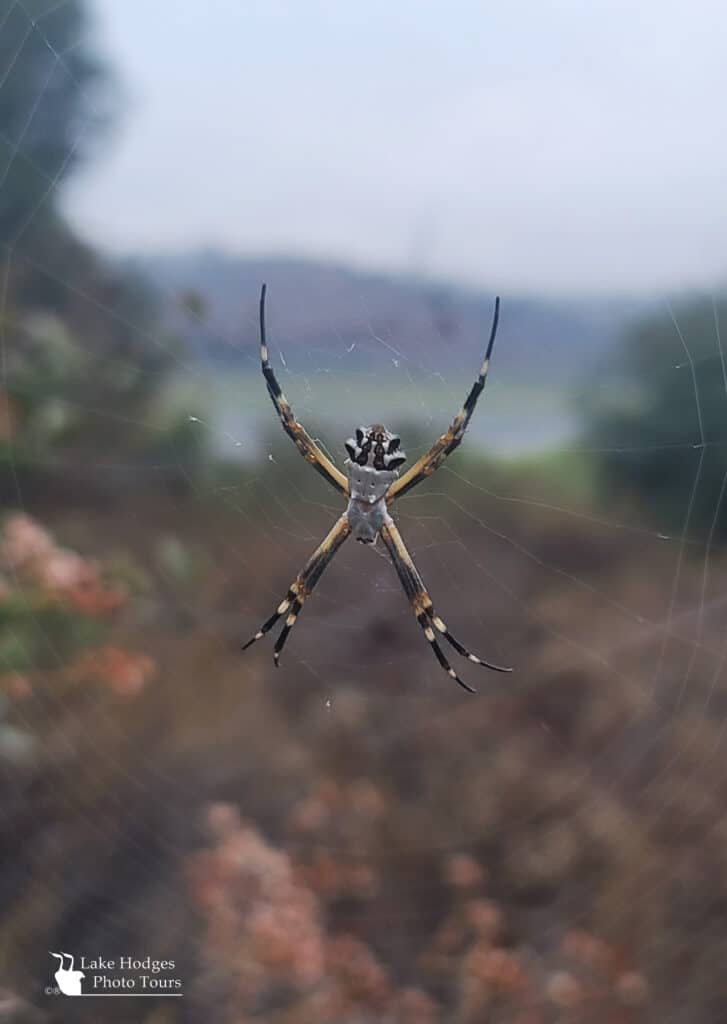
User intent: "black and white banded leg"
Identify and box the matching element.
[380,518,511,692]
[259,284,349,497]
[242,513,352,665]
[386,296,500,503]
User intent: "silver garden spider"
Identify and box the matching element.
[242,284,512,692]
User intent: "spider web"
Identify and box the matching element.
[1,2,726,1021]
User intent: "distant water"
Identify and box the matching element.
[165,368,579,462]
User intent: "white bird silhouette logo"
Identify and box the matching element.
[49,952,84,996]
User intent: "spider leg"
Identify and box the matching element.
[428,613,512,673]
[242,513,351,665]
[259,284,348,496]
[379,518,511,692]
[386,296,501,503]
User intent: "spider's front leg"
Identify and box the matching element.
[242,513,351,664]
[385,296,501,503]
[258,284,349,497]
[379,517,511,692]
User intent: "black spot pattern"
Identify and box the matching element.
[356,435,372,466]
[345,424,406,470]
[373,430,387,470]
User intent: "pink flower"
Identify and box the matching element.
[1,672,32,699]
[1,514,53,571]
[445,853,486,889]
[546,970,582,1009]
[40,549,88,590]
[74,647,156,697]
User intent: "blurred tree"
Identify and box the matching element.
[0,0,112,241]
[582,295,727,538]
[0,0,205,486]
[179,288,208,322]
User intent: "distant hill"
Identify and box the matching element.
[136,251,644,383]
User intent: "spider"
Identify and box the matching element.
[242,284,512,692]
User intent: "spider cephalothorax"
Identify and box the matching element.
[344,425,406,545]
[243,284,511,692]
[345,425,407,471]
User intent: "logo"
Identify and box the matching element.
[46,952,183,997]
[49,953,84,996]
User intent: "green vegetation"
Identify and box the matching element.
[582,295,727,537]
[0,0,195,487]
[0,0,107,241]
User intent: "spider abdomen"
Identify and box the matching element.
[345,462,397,543]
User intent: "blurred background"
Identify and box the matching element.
[1,1,726,1021]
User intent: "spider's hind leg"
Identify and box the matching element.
[428,612,512,673]
[242,513,352,666]
[241,588,298,652]
[414,608,477,693]
[379,518,511,692]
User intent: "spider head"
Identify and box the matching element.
[345,424,406,471]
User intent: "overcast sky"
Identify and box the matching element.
[64,0,727,296]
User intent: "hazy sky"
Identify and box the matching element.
[63,0,727,296]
